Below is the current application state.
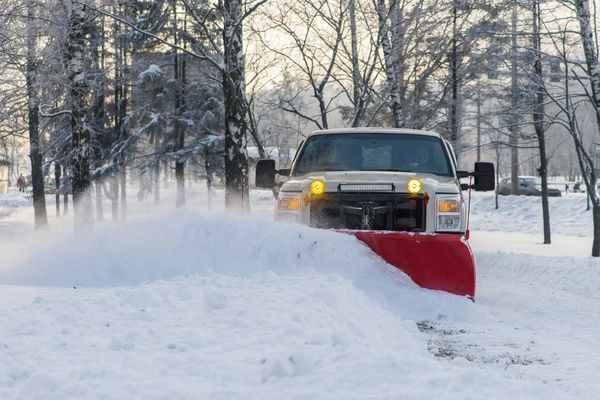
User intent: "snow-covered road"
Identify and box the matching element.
[0,188,599,399]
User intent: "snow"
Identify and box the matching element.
[1,185,599,399]
[470,192,591,237]
[0,190,32,216]
[136,64,164,85]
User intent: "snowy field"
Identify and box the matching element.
[1,185,599,399]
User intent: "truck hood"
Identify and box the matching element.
[280,171,460,195]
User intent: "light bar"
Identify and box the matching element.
[339,183,394,192]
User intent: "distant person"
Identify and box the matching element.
[16,174,26,192]
[565,183,569,194]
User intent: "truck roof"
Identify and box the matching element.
[308,127,443,139]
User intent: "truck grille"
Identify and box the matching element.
[309,192,426,232]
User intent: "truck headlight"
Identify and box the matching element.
[436,194,462,232]
[407,178,422,194]
[310,179,326,196]
[276,192,302,222]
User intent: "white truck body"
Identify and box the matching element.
[273,128,467,234]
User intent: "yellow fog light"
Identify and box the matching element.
[438,199,460,213]
[279,197,301,210]
[310,179,326,196]
[407,178,422,194]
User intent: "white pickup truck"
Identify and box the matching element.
[255,128,495,298]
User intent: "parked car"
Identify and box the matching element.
[44,177,72,195]
[44,180,57,195]
[498,176,562,197]
[572,182,585,193]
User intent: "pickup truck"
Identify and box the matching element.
[255,128,495,297]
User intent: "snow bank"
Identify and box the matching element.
[470,192,591,237]
[0,211,402,287]
[0,211,475,320]
[0,191,31,219]
[476,251,600,298]
[0,211,577,399]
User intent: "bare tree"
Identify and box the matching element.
[375,0,454,130]
[531,0,551,244]
[26,1,48,228]
[258,0,347,130]
[567,0,600,255]
[543,2,599,256]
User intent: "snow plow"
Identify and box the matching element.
[255,128,495,298]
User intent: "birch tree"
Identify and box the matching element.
[342,0,381,127]
[221,0,250,209]
[375,0,453,130]
[64,0,94,228]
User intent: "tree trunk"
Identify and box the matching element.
[223,0,250,211]
[67,0,93,229]
[205,148,212,212]
[349,0,364,127]
[377,0,402,127]
[154,134,160,205]
[449,0,460,146]
[112,10,128,220]
[593,204,600,257]
[532,0,551,244]
[120,45,128,220]
[95,180,103,221]
[174,1,186,208]
[509,2,520,195]
[54,162,61,216]
[246,97,266,158]
[107,175,119,221]
[120,169,127,219]
[92,17,105,223]
[575,0,600,255]
[26,3,48,229]
[495,148,500,210]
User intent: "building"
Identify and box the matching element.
[0,159,10,194]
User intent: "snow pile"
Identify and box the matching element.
[136,64,164,85]
[0,211,472,320]
[0,211,576,399]
[0,211,405,287]
[476,251,600,298]
[470,192,591,237]
[0,191,31,219]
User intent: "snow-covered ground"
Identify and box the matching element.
[470,192,591,237]
[0,186,599,399]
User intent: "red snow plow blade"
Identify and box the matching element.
[351,231,476,297]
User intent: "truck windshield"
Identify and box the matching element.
[292,133,453,177]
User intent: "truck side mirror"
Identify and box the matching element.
[255,159,276,188]
[472,162,495,191]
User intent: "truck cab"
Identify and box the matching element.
[256,128,494,235]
